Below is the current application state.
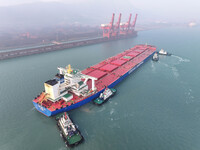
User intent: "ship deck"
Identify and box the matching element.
[83,45,156,91]
[66,133,82,145]
[33,44,156,112]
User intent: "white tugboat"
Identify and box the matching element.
[158,49,171,56]
[152,52,159,61]
[93,87,116,105]
[56,112,84,147]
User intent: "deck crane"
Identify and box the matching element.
[38,92,49,105]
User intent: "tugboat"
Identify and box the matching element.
[158,49,171,56]
[93,87,116,105]
[152,52,159,61]
[57,112,84,147]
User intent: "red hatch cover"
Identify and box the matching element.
[87,70,107,79]
[134,49,145,53]
[81,67,96,75]
[121,51,129,55]
[92,62,107,69]
[115,53,124,59]
[127,52,139,57]
[99,64,118,72]
[111,59,126,66]
[120,55,133,61]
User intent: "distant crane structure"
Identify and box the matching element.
[129,14,138,35]
[112,13,121,37]
[101,13,138,39]
[120,13,132,35]
[101,13,115,39]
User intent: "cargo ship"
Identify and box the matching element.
[33,44,156,116]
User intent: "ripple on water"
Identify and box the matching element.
[110,108,115,115]
[171,66,179,78]
[171,55,190,63]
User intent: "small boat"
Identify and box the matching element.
[152,52,159,61]
[56,112,84,147]
[158,49,171,56]
[93,87,116,105]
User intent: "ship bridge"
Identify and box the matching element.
[58,66,97,91]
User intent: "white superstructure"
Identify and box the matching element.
[159,49,167,55]
[59,113,76,136]
[152,52,159,60]
[100,88,113,100]
[44,64,98,102]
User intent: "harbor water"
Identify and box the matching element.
[0,26,200,150]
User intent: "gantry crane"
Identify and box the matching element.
[120,13,132,36]
[101,13,115,39]
[129,14,138,34]
[112,13,121,37]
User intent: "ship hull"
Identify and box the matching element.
[33,50,155,116]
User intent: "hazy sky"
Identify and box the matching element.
[0,0,88,6]
[0,0,198,12]
[0,0,199,28]
[0,0,199,20]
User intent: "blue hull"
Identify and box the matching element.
[33,51,155,116]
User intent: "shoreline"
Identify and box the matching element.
[0,26,160,52]
[0,33,137,61]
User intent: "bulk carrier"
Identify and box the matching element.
[33,44,156,116]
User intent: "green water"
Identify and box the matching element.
[0,27,200,150]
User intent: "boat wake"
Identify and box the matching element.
[151,61,156,72]
[84,129,89,136]
[185,88,195,104]
[160,62,179,78]
[80,106,93,113]
[110,108,115,115]
[24,107,36,117]
[97,106,105,112]
[58,147,67,150]
[171,55,190,63]
[171,66,179,78]
[31,107,36,111]
[166,55,190,78]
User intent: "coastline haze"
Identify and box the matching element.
[0,0,199,30]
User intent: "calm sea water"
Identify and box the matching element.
[0,26,200,150]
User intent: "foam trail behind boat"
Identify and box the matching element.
[171,55,190,63]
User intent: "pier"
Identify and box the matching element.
[0,37,107,60]
[0,13,138,60]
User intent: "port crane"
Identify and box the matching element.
[129,14,138,34]
[101,13,138,38]
[112,13,121,37]
[101,13,115,39]
[120,13,132,35]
